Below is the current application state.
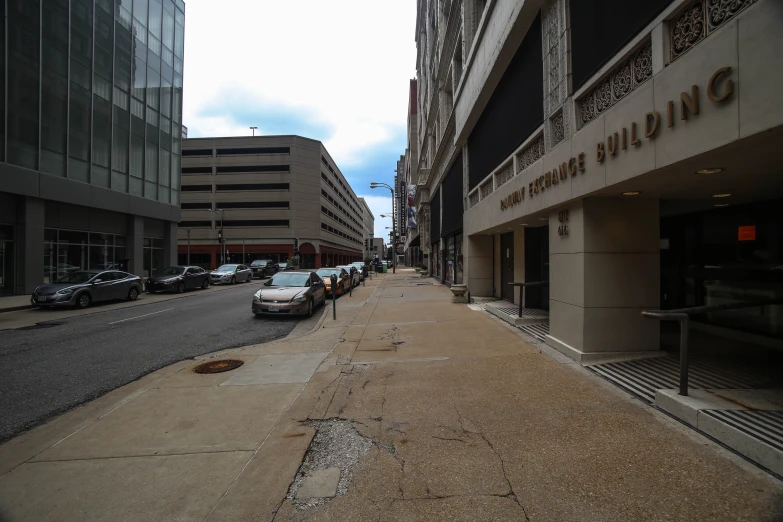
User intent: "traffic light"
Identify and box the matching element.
[217,231,223,243]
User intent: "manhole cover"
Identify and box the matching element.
[193,359,244,374]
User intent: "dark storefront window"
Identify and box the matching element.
[43,229,128,283]
[143,237,164,278]
[0,225,15,296]
[661,199,783,338]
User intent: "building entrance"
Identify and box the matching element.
[524,226,549,310]
[500,232,514,302]
[0,225,15,296]
[661,198,783,340]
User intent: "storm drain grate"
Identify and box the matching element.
[702,410,783,452]
[192,359,244,374]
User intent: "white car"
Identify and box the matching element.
[209,264,253,285]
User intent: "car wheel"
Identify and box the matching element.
[307,298,314,317]
[231,276,236,285]
[201,279,209,289]
[76,293,91,309]
[177,282,185,294]
[127,288,139,301]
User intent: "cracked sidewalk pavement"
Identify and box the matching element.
[1,271,782,522]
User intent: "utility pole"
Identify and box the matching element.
[242,237,246,264]
[250,126,257,136]
[186,228,191,265]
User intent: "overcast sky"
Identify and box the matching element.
[182,0,417,241]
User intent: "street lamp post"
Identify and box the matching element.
[186,228,191,265]
[250,126,258,136]
[371,182,396,273]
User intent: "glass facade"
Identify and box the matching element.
[3,0,184,203]
[43,228,128,284]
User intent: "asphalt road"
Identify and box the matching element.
[0,282,305,443]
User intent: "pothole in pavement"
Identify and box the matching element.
[286,419,373,511]
[192,359,244,374]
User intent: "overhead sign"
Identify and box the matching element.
[738,226,756,241]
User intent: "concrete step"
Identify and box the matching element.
[485,300,548,327]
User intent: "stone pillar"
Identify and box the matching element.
[163,221,178,268]
[127,216,144,277]
[547,197,660,364]
[513,229,525,304]
[16,197,45,294]
[465,234,492,297]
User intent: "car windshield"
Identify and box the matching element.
[278,263,287,267]
[54,271,97,284]
[161,266,185,276]
[251,260,268,266]
[216,265,238,272]
[316,269,342,277]
[265,273,310,287]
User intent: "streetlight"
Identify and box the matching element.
[370,182,396,273]
[250,126,258,136]
[209,208,225,265]
[186,228,191,265]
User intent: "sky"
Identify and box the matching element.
[182,0,417,241]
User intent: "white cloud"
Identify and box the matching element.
[357,194,394,240]
[182,0,417,168]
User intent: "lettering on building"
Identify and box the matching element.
[500,188,525,211]
[596,66,733,164]
[528,153,585,198]
[557,209,569,236]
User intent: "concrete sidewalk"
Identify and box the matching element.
[1,270,781,521]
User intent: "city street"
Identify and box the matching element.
[0,282,309,443]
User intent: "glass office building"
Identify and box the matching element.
[0,0,184,295]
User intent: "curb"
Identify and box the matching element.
[0,304,35,314]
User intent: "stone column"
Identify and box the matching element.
[465,234,492,297]
[163,221,178,268]
[127,216,144,277]
[16,197,45,294]
[547,197,660,364]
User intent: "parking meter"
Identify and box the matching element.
[349,267,355,296]
[330,273,338,319]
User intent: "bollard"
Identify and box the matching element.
[330,273,337,320]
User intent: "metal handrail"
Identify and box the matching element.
[508,281,549,318]
[642,298,783,396]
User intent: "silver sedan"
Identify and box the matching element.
[209,264,253,285]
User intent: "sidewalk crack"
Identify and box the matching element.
[479,432,530,522]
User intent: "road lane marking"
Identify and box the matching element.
[108,308,174,325]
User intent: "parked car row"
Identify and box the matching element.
[31,262,371,310]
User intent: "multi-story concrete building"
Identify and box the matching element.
[178,135,363,269]
[369,237,385,261]
[415,0,783,357]
[358,197,375,261]
[0,0,185,295]
[402,79,421,267]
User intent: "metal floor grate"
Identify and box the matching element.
[702,410,783,452]
[518,323,550,342]
[493,306,549,318]
[589,356,770,404]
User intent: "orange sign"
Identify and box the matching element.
[738,226,756,241]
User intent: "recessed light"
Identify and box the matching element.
[696,167,723,175]
[520,223,529,226]
[712,193,731,198]
[714,203,730,207]
[507,227,513,230]
[622,191,641,196]
[539,217,548,221]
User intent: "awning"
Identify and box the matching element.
[409,235,420,247]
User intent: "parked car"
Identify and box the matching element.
[210,264,253,285]
[249,259,278,279]
[315,267,351,296]
[146,266,210,293]
[31,270,142,309]
[277,262,295,271]
[337,265,360,287]
[252,271,326,317]
[350,261,368,280]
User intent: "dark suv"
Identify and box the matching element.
[249,259,278,279]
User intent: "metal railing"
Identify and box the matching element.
[642,299,783,396]
[508,281,549,318]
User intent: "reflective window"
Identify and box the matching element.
[40,0,69,176]
[69,0,93,182]
[7,1,40,170]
